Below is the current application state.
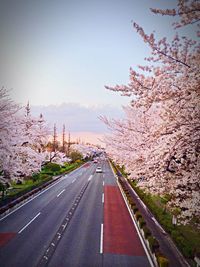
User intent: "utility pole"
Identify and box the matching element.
[67,132,71,156]
[62,124,66,153]
[53,124,57,152]
[25,101,30,117]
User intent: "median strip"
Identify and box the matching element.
[18,212,41,234]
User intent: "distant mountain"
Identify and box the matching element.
[30,103,124,145]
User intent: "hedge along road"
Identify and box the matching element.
[0,159,152,267]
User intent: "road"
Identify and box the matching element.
[0,160,152,267]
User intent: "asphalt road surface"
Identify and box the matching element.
[0,160,152,267]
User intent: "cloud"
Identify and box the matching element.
[31,103,124,134]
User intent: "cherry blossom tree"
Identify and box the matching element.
[0,87,21,179]
[71,143,103,159]
[103,0,200,223]
[0,93,50,181]
[150,0,200,30]
[42,150,71,165]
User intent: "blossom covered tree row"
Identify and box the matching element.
[0,89,103,182]
[0,88,50,181]
[102,0,200,224]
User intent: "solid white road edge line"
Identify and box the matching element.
[18,212,41,234]
[0,164,86,222]
[0,179,63,222]
[108,160,117,178]
[57,189,65,197]
[118,181,155,267]
[100,223,104,254]
[102,193,104,204]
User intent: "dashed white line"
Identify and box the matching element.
[103,181,105,186]
[71,178,76,183]
[100,223,104,254]
[57,189,65,197]
[102,193,104,204]
[18,212,41,234]
[0,176,68,221]
[88,175,93,181]
[0,164,88,222]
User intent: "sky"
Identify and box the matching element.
[0,0,190,144]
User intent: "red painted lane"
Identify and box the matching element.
[0,233,16,247]
[83,163,90,168]
[104,185,145,256]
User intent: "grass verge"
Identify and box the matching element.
[0,161,83,206]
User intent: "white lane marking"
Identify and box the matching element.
[100,223,104,254]
[0,178,63,222]
[57,189,65,197]
[18,212,41,234]
[0,164,85,221]
[103,181,105,186]
[102,193,104,204]
[88,175,93,181]
[72,178,76,183]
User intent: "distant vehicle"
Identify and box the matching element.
[96,167,102,173]
[94,160,98,163]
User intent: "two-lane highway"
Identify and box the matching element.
[0,160,152,266]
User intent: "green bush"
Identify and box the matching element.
[45,163,61,172]
[127,196,134,204]
[148,236,159,253]
[32,173,40,182]
[69,151,83,162]
[143,226,152,239]
[135,211,142,221]
[40,174,50,180]
[133,206,139,213]
[75,159,82,164]
[130,202,136,209]
[43,170,54,175]
[157,256,169,267]
[138,217,146,228]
